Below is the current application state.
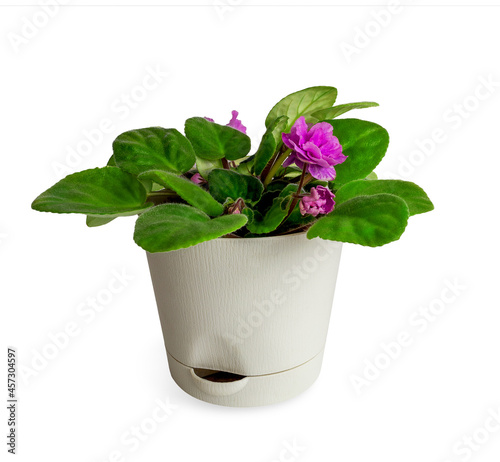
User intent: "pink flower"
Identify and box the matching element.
[227,110,247,134]
[282,117,347,181]
[204,110,247,134]
[299,186,335,217]
[190,173,204,184]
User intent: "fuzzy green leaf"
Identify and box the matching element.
[185,117,251,161]
[236,156,255,175]
[138,170,223,217]
[86,216,116,227]
[328,119,389,186]
[244,197,290,234]
[113,127,195,176]
[311,102,379,121]
[279,184,299,198]
[31,167,152,215]
[107,154,117,167]
[208,169,264,203]
[196,157,222,178]
[134,203,247,252]
[307,194,409,247]
[336,180,434,216]
[254,116,288,176]
[265,86,338,130]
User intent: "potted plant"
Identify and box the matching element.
[31,86,433,407]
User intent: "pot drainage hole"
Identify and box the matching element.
[193,368,247,383]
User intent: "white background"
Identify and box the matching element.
[1,4,500,462]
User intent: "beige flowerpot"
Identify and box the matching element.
[147,233,342,407]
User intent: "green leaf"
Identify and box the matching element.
[138,177,153,193]
[151,182,165,192]
[366,171,378,180]
[307,194,409,247]
[251,182,297,217]
[107,154,117,167]
[244,197,290,234]
[208,169,264,203]
[32,167,152,215]
[265,180,289,193]
[279,184,299,198]
[280,166,303,179]
[311,102,379,121]
[86,216,116,227]
[196,157,222,178]
[335,179,434,216]
[134,203,247,252]
[235,156,255,175]
[113,127,195,176]
[328,119,389,186]
[138,170,224,217]
[265,86,338,130]
[251,191,279,216]
[254,116,288,176]
[185,117,251,161]
[276,185,311,232]
[281,206,314,230]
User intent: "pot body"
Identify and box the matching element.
[147,233,342,406]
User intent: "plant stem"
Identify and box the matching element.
[263,148,292,187]
[302,173,313,184]
[283,164,311,222]
[260,148,281,181]
[221,158,230,170]
[278,222,313,236]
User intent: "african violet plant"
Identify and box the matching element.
[31,86,433,251]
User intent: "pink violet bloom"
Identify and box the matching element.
[227,110,247,134]
[282,116,347,181]
[299,185,335,217]
[204,110,247,134]
[190,173,203,184]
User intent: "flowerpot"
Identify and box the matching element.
[146,233,342,407]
